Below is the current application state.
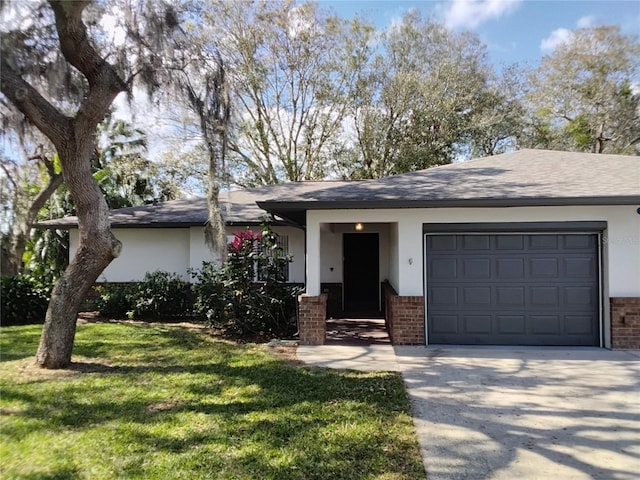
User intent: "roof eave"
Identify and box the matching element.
[258,196,640,211]
[257,196,640,226]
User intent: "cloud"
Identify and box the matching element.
[443,0,522,30]
[540,15,600,52]
[540,28,573,51]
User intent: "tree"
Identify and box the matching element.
[342,11,498,178]
[168,42,230,251]
[525,25,640,154]
[0,145,63,275]
[198,0,371,186]
[466,64,526,157]
[0,0,196,368]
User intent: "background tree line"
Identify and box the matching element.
[201,1,638,185]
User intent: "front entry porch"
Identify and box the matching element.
[325,317,390,345]
[298,285,425,346]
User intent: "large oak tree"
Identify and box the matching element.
[0,0,212,368]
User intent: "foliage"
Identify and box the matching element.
[0,274,50,325]
[95,272,192,320]
[22,227,69,285]
[0,322,424,479]
[196,0,371,186]
[525,25,640,154]
[94,283,136,318]
[341,10,509,178]
[128,271,192,319]
[192,227,301,337]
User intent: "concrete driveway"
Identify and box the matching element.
[394,347,640,480]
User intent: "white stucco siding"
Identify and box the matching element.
[71,228,191,282]
[319,225,342,283]
[307,205,640,298]
[388,222,400,290]
[70,224,306,283]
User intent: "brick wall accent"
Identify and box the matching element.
[298,294,327,345]
[611,297,640,349]
[382,282,425,345]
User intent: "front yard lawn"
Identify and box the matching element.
[0,321,425,479]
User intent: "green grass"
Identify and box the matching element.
[0,321,425,479]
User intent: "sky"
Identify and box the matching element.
[318,0,640,67]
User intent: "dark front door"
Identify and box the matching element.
[343,233,379,313]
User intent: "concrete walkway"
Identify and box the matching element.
[297,345,640,480]
[296,344,399,372]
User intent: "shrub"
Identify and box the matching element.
[192,227,302,337]
[0,274,51,325]
[129,271,192,319]
[94,283,136,318]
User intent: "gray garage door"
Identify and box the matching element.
[426,233,600,346]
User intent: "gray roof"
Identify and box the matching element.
[38,149,640,229]
[258,149,640,223]
[38,181,352,229]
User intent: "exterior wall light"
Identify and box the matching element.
[355,223,364,231]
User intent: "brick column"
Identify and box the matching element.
[388,296,425,345]
[298,294,327,345]
[611,297,640,349]
[382,282,425,345]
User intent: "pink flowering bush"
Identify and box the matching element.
[192,226,301,337]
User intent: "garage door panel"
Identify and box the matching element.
[529,235,559,250]
[496,235,525,250]
[564,286,597,306]
[564,235,595,249]
[430,258,457,279]
[431,315,459,333]
[463,258,491,278]
[463,315,492,334]
[429,287,458,306]
[496,258,525,278]
[530,315,561,334]
[426,233,599,346]
[531,286,560,306]
[565,315,595,334]
[463,287,491,305]
[463,235,491,250]
[564,257,595,277]
[530,257,559,277]
[497,286,525,306]
[429,235,457,251]
[496,315,526,334]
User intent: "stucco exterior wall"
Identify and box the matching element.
[306,205,640,298]
[71,229,192,282]
[70,225,306,283]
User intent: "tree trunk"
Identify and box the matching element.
[35,138,122,368]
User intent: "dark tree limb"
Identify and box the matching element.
[49,0,128,133]
[0,59,71,147]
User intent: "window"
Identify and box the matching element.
[256,235,289,282]
[227,230,290,283]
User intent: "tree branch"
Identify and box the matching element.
[0,59,71,148]
[49,0,127,131]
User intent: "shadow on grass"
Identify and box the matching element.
[1,322,425,480]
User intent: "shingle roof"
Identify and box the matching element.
[258,149,640,209]
[38,149,640,229]
[37,181,352,229]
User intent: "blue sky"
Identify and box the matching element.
[319,0,640,67]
